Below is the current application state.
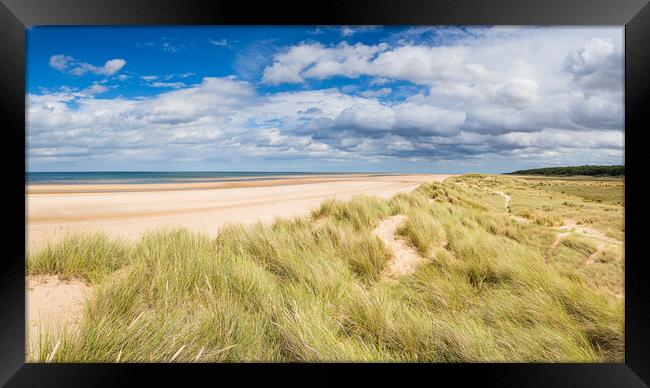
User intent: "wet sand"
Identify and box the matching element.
[27,173,453,250]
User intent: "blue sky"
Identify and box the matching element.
[26,26,624,173]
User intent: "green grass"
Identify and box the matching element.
[518,176,624,206]
[27,232,129,283]
[484,176,624,239]
[27,174,624,363]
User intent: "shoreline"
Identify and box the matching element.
[26,173,398,191]
[26,173,402,194]
[27,173,453,251]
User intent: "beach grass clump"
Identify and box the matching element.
[312,195,391,231]
[396,210,446,257]
[27,174,624,363]
[27,232,129,283]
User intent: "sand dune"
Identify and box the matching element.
[27,173,452,250]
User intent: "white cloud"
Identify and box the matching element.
[100,59,126,75]
[336,103,396,131]
[339,26,381,37]
[359,87,392,98]
[564,38,622,92]
[30,27,624,170]
[393,103,465,135]
[150,82,187,89]
[498,128,623,149]
[80,83,109,96]
[49,54,126,76]
[262,42,388,85]
[262,43,487,86]
[49,54,73,71]
[137,38,186,53]
[569,94,623,129]
[141,73,194,82]
[208,38,229,46]
[340,27,355,37]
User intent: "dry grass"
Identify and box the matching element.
[27,174,624,362]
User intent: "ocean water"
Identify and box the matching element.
[26,171,361,185]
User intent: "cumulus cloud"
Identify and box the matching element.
[359,87,392,98]
[99,59,126,75]
[336,103,396,131]
[49,54,126,76]
[393,103,466,135]
[80,83,109,96]
[564,38,623,92]
[569,95,624,129]
[498,128,623,150]
[262,42,388,84]
[49,54,73,71]
[262,43,490,86]
[30,27,624,170]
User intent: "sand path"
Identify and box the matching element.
[491,190,619,264]
[585,243,606,265]
[544,230,573,262]
[493,191,531,224]
[556,219,621,246]
[373,215,428,278]
[491,191,620,264]
[545,219,622,263]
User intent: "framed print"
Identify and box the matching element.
[1,0,648,386]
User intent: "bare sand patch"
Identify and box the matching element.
[373,215,427,278]
[26,275,91,359]
[494,191,512,210]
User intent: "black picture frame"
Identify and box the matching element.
[1,0,648,386]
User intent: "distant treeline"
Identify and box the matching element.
[507,165,624,176]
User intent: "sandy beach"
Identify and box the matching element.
[26,173,452,251]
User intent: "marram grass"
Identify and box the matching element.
[27,175,624,362]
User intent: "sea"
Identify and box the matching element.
[26,171,366,185]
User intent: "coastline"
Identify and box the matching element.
[26,173,453,251]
